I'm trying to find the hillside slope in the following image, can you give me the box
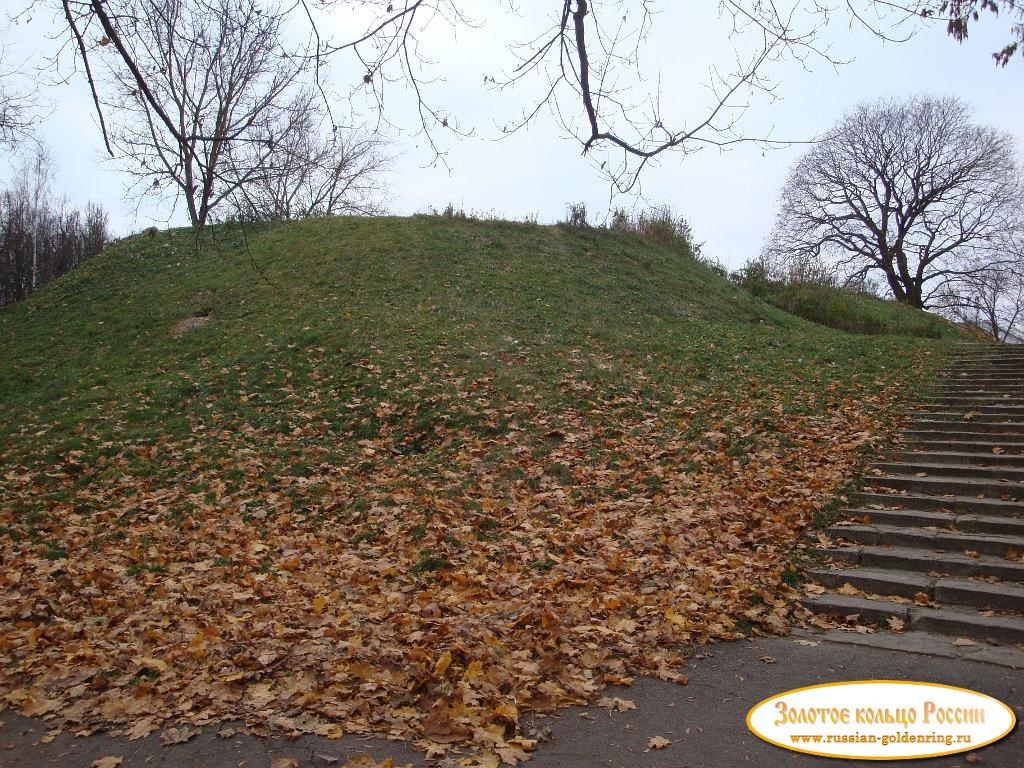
[0,216,957,753]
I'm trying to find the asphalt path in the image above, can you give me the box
[2,631,1021,768]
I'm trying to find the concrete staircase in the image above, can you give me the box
[801,343,1024,644]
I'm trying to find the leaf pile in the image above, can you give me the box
[1,362,913,760]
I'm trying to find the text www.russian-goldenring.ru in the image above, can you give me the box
[790,732,973,747]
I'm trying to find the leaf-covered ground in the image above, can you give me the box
[0,216,955,761]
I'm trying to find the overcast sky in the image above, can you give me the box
[2,1,1022,271]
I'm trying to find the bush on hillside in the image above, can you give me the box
[608,204,703,260]
[736,276,949,337]
[563,202,589,228]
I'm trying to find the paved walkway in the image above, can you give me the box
[3,631,1022,767]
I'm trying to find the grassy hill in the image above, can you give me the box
[0,215,960,751]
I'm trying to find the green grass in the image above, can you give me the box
[0,214,962,538]
[752,281,954,338]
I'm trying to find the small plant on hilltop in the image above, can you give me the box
[607,204,703,261]
[563,201,589,228]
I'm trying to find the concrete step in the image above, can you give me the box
[827,523,1024,557]
[920,397,1024,408]
[909,606,1024,644]
[907,419,1024,435]
[840,507,1024,536]
[920,403,1024,415]
[809,566,929,598]
[941,383,1024,392]
[891,450,1024,467]
[800,595,1024,643]
[906,429,1024,446]
[913,410,1024,422]
[899,439,1024,455]
[943,367,1024,375]
[942,372,1024,382]
[942,360,1024,368]
[865,473,1024,500]
[809,567,1024,610]
[873,461,1024,481]
[856,491,1024,516]
[935,578,1024,611]
[941,386,1024,397]
[933,360,1023,368]
[943,378,1024,385]
[815,544,1024,582]
[800,593,907,624]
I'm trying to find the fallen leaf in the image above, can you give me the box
[342,755,406,768]
[886,616,904,633]
[759,655,776,664]
[433,650,453,678]
[952,638,977,647]
[314,722,344,739]
[91,759,123,768]
[271,758,299,768]
[496,743,531,764]
[462,755,500,768]
[596,697,636,712]
[913,592,931,605]
[160,725,200,745]
[966,753,983,764]
[646,736,672,750]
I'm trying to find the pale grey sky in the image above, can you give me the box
[3,1,1022,271]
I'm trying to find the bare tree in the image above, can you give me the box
[230,91,389,222]
[85,0,310,227]
[0,47,38,148]
[762,95,1022,310]
[935,226,1024,340]
[949,267,1024,341]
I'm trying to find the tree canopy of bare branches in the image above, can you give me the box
[47,1,1024,206]
[87,0,313,227]
[762,95,1022,310]
[0,48,38,148]
[230,91,389,222]
[934,219,1024,339]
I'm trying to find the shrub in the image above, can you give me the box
[563,202,589,228]
[606,204,702,260]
